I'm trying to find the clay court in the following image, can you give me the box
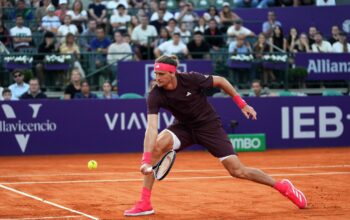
[0,147,349,220]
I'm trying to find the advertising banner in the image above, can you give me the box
[228,134,266,152]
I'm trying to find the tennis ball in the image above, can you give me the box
[88,160,98,170]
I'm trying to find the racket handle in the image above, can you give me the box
[146,167,153,173]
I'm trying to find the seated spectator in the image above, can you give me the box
[67,0,88,33]
[154,32,188,58]
[174,1,198,30]
[11,0,33,21]
[179,22,191,44]
[332,32,350,53]
[1,88,15,101]
[60,33,85,77]
[150,9,168,34]
[204,18,224,50]
[131,0,145,9]
[41,5,61,33]
[107,31,132,65]
[81,20,97,51]
[270,26,287,52]
[0,21,10,47]
[0,0,13,20]
[203,5,220,24]
[9,69,29,99]
[219,2,240,32]
[166,18,180,36]
[187,31,211,59]
[107,0,129,10]
[193,17,207,34]
[57,15,79,41]
[296,33,311,52]
[253,33,274,85]
[131,15,158,60]
[262,11,282,38]
[288,27,299,53]
[99,81,118,99]
[74,80,97,99]
[227,19,255,44]
[316,0,335,6]
[311,32,333,53]
[110,3,131,34]
[308,26,318,46]
[90,27,111,67]
[10,15,33,51]
[150,0,173,22]
[228,34,251,54]
[234,0,258,8]
[152,27,170,47]
[55,0,69,23]
[20,78,47,99]
[328,25,340,45]
[128,16,139,36]
[36,0,53,24]
[88,0,107,27]
[64,68,82,99]
[249,79,270,97]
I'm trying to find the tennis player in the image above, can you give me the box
[124,55,307,216]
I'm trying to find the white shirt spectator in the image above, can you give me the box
[67,10,88,21]
[110,13,131,30]
[107,42,132,64]
[332,42,350,53]
[316,0,336,6]
[58,24,79,37]
[227,26,254,44]
[150,11,174,22]
[312,41,333,52]
[10,26,32,48]
[131,25,158,45]
[41,15,61,31]
[203,13,220,24]
[174,12,197,24]
[9,83,29,99]
[157,40,187,56]
[104,0,128,9]
[179,30,191,44]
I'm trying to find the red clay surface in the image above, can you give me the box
[0,147,350,220]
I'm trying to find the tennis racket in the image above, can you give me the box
[151,150,176,181]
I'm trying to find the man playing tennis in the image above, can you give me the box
[124,55,307,216]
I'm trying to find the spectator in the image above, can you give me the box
[0,21,10,47]
[131,0,147,9]
[193,17,207,34]
[203,5,220,24]
[249,79,270,97]
[1,88,15,101]
[11,0,33,21]
[0,0,13,20]
[150,0,173,22]
[234,0,258,8]
[227,19,255,44]
[262,11,282,38]
[88,0,107,27]
[64,68,82,99]
[107,31,132,65]
[288,27,299,53]
[316,0,335,6]
[131,15,158,60]
[90,27,111,67]
[150,9,168,34]
[128,16,139,36]
[166,18,180,36]
[36,0,52,24]
[295,33,311,52]
[81,20,97,51]
[270,26,287,52]
[110,3,131,34]
[311,32,333,52]
[74,80,97,99]
[308,26,318,46]
[106,0,129,10]
[20,78,47,99]
[219,2,240,31]
[328,25,340,45]
[10,15,32,51]
[154,32,188,58]
[187,31,211,59]
[99,81,118,99]
[55,0,69,23]
[152,27,170,48]
[204,18,224,50]
[228,34,251,54]
[174,1,198,30]
[179,22,191,44]
[332,32,350,53]
[41,5,61,33]
[9,69,29,99]
[253,33,274,85]
[257,0,276,8]
[67,0,88,33]
[57,15,79,41]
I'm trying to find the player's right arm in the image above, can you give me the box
[140,114,158,175]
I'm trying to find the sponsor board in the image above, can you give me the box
[228,134,266,152]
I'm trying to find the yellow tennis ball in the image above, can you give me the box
[88,160,98,170]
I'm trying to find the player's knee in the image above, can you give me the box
[156,135,172,153]
[229,167,248,179]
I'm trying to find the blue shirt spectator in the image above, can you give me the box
[8,70,29,99]
[262,11,282,37]
[74,80,97,99]
[228,35,251,54]
[11,0,33,21]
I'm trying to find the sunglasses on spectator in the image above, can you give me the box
[14,74,22,78]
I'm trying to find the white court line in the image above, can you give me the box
[0,164,349,178]
[0,216,80,220]
[1,171,350,185]
[0,184,98,220]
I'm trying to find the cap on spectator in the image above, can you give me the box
[47,5,55,12]
[172,32,181,36]
[44,31,55,38]
[117,3,126,9]
[223,2,230,7]
[59,0,67,5]
[194,31,203,35]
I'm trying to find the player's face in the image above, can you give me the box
[155,70,173,87]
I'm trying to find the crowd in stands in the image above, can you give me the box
[0,0,348,100]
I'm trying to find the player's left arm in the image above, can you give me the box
[212,75,257,120]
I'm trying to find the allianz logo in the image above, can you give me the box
[0,104,57,153]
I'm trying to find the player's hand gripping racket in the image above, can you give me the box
[147,150,176,181]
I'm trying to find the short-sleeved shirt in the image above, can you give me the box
[64,83,81,98]
[157,40,187,56]
[90,37,111,51]
[147,72,219,127]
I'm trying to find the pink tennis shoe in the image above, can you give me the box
[275,179,307,209]
[124,201,155,217]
